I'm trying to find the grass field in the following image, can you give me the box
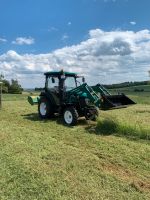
[0,91,150,200]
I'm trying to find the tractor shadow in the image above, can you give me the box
[22,113,88,126]
[22,113,62,124]
[22,113,41,121]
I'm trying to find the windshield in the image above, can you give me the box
[65,77,76,91]
[76,77,83,87]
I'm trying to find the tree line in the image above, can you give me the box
[104,81,150,89]
[0,74,23,94]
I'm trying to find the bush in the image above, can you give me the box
[134,88,144,92]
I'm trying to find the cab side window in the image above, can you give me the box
[47,77,59,90]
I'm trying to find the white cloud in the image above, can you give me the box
[12,37,35,45]
[68,22,72,26]
[0,38,7,42]
[104,0,117,3]
[1,28,150,88]
[62,34,69,41]
[48,27,58,32]
[130,21,136,25]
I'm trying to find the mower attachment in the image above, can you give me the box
[28,96,39,105]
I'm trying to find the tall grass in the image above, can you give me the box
[96,117,150,140]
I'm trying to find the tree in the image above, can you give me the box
[0,74,4,80]
[8,79,23,94]
[0,74,9,93]
[0,75,23,94]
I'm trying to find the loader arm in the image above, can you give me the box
[67,83,101,108]
[91,84,111,96]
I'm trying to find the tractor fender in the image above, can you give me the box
[61,103,75,109]
[39,91,55,105]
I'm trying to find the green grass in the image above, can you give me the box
[96,105,150,140]
[110,87,150,105]
[127,93,150,105]
[0,93,150,200]
[109,84,150,105]
[2,92,39,101]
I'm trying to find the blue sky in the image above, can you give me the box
[0,0,150,87]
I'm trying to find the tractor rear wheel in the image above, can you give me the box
[38,97,53,119]
[63,107,78,126]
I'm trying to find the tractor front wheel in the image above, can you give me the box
[85,106,99,121]
[38,97,53,119]
[63,107,78,126]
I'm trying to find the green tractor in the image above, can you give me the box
[28,70,135,125]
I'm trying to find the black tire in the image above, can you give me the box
[38,97,54,119]
[63,107,78,126]
[85,106,99,121]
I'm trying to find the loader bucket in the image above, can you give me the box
[101,94,136,110]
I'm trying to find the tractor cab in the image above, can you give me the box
[45,71,84,90]
[44,71,85,105]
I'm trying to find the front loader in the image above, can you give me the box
[28,70,135,125]
[92,84,135,110]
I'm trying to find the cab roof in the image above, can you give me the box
[44,71,77,76]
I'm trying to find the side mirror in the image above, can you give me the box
[82,77,85,83]
[52,77,55,83]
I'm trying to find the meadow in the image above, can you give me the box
[0,89,150,200]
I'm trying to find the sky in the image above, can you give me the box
[0,0,150,88]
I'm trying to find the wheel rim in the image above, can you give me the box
[64,110,73,124]
[40,102,47,116]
